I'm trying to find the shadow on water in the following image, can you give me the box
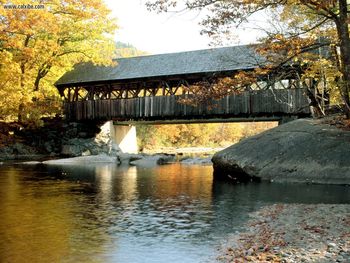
[0,163,349,263]
[212,179,350,204]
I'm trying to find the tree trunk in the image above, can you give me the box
[18,103,24,123]
[335,0,350,117]
[19,67,26,123]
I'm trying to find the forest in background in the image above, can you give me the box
[137,122,277,150]
[114,42,148,58]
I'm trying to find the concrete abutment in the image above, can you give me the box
[109,121,138,154]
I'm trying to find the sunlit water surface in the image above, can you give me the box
[1,163,350,263]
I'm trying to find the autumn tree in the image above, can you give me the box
[146,0,350,117]
[0,0,116,124]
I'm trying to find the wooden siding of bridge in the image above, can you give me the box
[64,89,310,121]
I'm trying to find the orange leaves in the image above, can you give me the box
[298,0,338,12]
[177,72,258,107]
[257,34,319,67]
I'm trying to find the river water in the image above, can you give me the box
[1,163,350,263]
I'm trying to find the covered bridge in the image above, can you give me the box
[55,45,312,123]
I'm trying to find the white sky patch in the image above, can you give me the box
[104,0,265,55]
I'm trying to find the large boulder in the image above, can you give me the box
[212,119,350,184]
[60,121,121,157]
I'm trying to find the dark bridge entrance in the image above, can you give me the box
[55,45,313,152]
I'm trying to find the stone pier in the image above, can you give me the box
[110,122,138,154]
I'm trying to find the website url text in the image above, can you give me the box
[3,4,45,10]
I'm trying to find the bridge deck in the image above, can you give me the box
[65,89,310,122]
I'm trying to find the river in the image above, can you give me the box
[0,163,350,263]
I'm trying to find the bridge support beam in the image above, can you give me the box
[110,122,138,154]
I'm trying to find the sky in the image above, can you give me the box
[104,0,262,55]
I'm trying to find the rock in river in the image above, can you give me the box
[212,118,350,184]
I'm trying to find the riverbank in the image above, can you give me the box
[142,146,225,156]
[0,119,217,165]
[0,118,107,160]
[212,118,350,184]
[218,203,350,262]
[18,152,213,166]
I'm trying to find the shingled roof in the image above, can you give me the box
[55,45,265,88]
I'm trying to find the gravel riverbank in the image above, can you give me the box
[218,204,350,262]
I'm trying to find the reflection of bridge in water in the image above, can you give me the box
[56,45,313,152]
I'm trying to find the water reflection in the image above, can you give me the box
[0,167,109,263]
[0,163,349,263]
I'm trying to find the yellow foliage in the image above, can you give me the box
[0,0,117,123]
[137,122,278,150]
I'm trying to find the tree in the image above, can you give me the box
[0,0,116,124]
[146,0,350,117]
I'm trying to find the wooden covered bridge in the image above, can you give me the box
[55,45,313,152]
[55,45,312,123]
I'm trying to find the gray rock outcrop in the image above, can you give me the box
[212,119,350,184]
[59,121,121,157]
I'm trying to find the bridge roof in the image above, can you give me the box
[55,45,265,88]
